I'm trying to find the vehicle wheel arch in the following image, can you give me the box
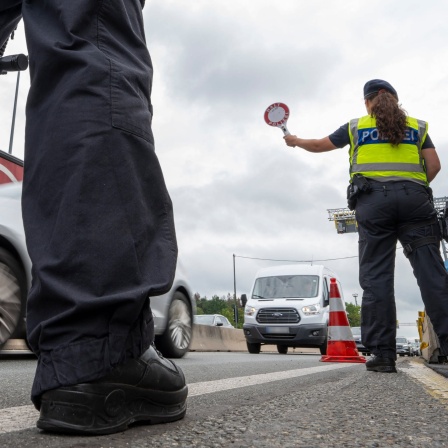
[155,288,193,358]
[174,285,194,315]
[0,236,27,276]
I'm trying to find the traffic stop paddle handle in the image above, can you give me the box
[0,54,29,74]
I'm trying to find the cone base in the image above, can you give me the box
[320,355,366,363]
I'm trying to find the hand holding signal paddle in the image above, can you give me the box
[264,102,290,136]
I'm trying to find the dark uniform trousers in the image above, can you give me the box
[1,0,177,408]
[356,180,448,359]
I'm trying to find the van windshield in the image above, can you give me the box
[252,275,319,299]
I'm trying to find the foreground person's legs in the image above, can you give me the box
[37,345,187,435]
[20,0,184,432]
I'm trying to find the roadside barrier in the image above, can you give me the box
[188,325,319,354]
[190,324,248,352]
[320,278,366,363]
[419,310,443,363]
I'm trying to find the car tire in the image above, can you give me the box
[247,342,261,354]
[277,344,288,354]
[0,248,27,349]
[319,341,327,355]
[155,291,192,358]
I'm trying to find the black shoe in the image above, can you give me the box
[366,355,397,373]
[36,345,188,435]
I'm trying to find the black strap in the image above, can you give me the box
[403,236,438,257]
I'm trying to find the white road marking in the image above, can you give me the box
[188,363,353,396]
[0,363,356,434]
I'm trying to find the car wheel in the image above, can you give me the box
[319,341,327,355]
[247,342,261,354]
[156,291,192,358]
[277,344,288,354]
[0,248,26,348]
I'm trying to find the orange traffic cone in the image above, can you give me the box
[320,278,366,363]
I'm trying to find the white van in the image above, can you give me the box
[241,264,344,355]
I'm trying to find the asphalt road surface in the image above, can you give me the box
[1,351,447,447]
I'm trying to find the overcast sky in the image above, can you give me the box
[2,0,448,339]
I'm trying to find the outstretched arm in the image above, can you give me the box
[284,135,338,153]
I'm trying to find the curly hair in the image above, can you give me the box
[368,91,407,146]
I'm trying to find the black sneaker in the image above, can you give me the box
[36,345,188,435]
[366,355,397,373]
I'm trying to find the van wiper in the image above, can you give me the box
[252,294,267,299]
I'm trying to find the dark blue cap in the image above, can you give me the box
[363,79,398,99]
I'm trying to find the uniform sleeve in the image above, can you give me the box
[328,123,350,148]
[422,133,434,150]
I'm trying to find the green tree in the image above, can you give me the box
[224,293,244,329]
[196,295,227,315]
[193,292,245,328]
[345,302,361,327]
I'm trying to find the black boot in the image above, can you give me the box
[36,345,187,435]
[366,355,397,373]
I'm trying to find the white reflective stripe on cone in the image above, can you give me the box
[328,326,354,341]
[329,297,346,312]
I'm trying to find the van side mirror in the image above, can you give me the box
[241,294,247,307]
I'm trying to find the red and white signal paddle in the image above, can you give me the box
[264,102,290,136]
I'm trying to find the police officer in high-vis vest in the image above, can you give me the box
[284,79,448,373]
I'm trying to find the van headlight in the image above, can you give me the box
[302,303,321,315]
[245,306,256,316]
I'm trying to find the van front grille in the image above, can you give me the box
[263,334,296,340]
[256,308,300,324]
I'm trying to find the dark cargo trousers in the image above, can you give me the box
[355,180,448,359]
[1,0,177,407]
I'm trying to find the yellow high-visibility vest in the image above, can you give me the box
[348,115,428,185]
